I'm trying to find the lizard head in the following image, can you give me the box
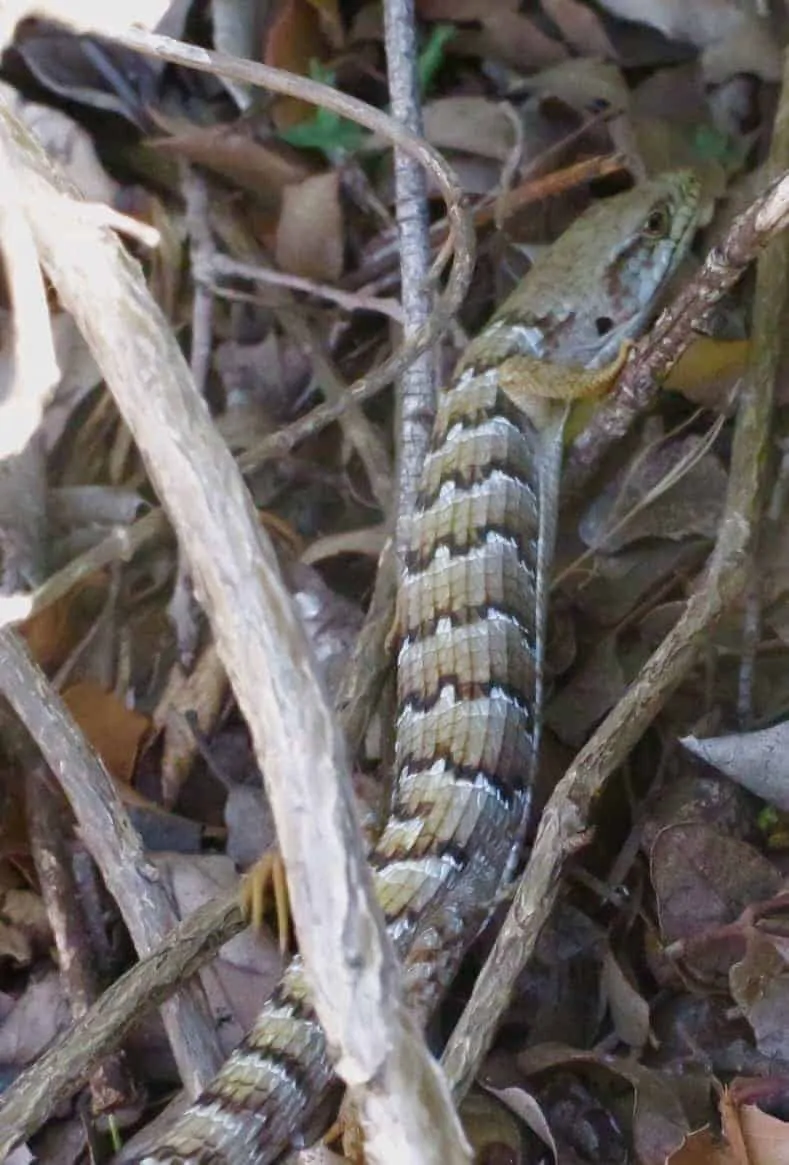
[469,169,701,374]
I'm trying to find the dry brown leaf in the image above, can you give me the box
[651,825,783,977]
[0,82,117,203]
[456,11,567,71]
[730,931,789,1062]
[579,433,727,554]
[565,540,699,627]
[681,723,789,813]
[152,120,314,206]
[275,170,344,281]
[155,854,284,1043]
[0,970,69,1065]
[1,889,50,955]
[0,889,50,967]
[458,1090,531,1161]
[423,97,518,162]
[0,919,31,965]
[62,680,150,786]
[721,1088,756,1165]
[702,22,782,84]
[416,0,518,18]
[601,946,651,1052]
[545,633,647,745]
[287,560,363,692]
[152,641,229,808]
[632,64,711,131]
[21,593,84,676]
[517,1044,689,1165]
[480,1084,557,1159]
[522,57,630,114]
[4,1144,33,1165]
[669,1126,741,1165]
[215,332,313,439]
[739,1103,789,1165]
[596,0,750,47]
[265,0,331,130]
[540,0,618,59]
[306,0,344,46]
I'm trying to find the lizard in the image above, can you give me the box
[137,169,701,1165]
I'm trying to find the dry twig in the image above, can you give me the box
[442,112,789,1105]
[26,766,138,1125]
[211,253,404,322]
[0,38,474,1157]
[384,0,437,558]
[0,628,225,1093]
[0,884,244,1157]
[82,28,476,480]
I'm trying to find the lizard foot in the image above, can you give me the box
[239,849,291,955]
[325,1089,526,1163]
[323,1094,365,1165]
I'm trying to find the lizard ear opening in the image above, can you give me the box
[595,316,614,336]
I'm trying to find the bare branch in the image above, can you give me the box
[0,884,244,1157]
[0,627,225,1091]
[385,0,437,560]
[0,80,468,1165]
[442,163,789,1106]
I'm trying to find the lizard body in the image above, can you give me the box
[139,170,700,1165]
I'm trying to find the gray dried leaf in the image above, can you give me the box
[423,97,518,161]
[681,722,789,811]
[580,433,726,553]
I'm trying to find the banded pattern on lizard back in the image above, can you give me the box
[139,170,700,1165]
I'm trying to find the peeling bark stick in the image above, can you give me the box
[0,628,226,1095]
[0,67,473,1162]
[443,160,789,1101]
[0,886,244,1158]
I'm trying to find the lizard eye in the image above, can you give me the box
[642,204,670,238]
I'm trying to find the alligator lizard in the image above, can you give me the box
[139,170,700,1164]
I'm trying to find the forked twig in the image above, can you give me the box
[443,164,789,1103]
[0,30,476,1158]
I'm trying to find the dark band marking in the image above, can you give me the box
[261,985,316,1029]
[394,754,524,805]
[430,382,532,444]
[370,837,470,873]
[203,1046,312,1116]
[415,455,538,515]
[404,524,538,575]
[380,899,421,933]
[398,677,532,718]
[399,601,537,650]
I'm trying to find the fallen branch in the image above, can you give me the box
[0,628,226,1093]
[0,40,473,1159]
[0,884,243,1157]
[442,165,789,1106]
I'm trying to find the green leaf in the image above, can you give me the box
[280,109,367,156]
[278,61,368,161]
[418,24,455,95]
[692,125,738,166]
